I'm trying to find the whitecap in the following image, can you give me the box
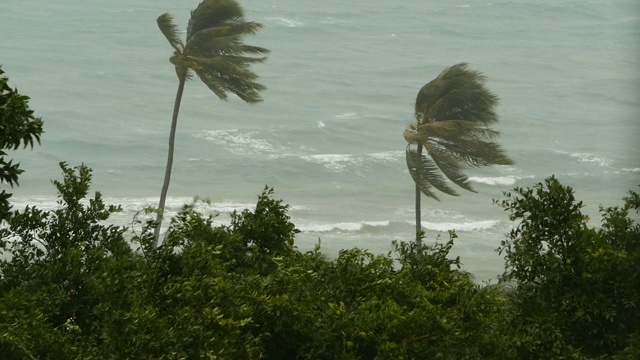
[335,112,358,119]
[300,154,361,171]
[266,17,303,27]
[299,220,389,233]
[570,153,610,167]
[422,220,499,232]
[368,151,404,163]
[468,175,533,186]
[193,129,278,154]
[317,121,326,128]
[621,168,640,172]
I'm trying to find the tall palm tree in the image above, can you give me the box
[403,63,513,245]
[153,0,269,247]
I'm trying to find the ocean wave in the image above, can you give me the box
[193,129,280,154]
[570,153,610,167]
[298,220,390,233]
[416,220,500,232]
[193,128,401,171]
[368,151,404,163]
[266,17,304,27]
[468,175,534,186]
[621,168,640,172]
[334,112,358,119]
[10,196,258,216]
[300,151,403,171]
[300,154,361,171]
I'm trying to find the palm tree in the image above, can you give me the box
[403,63,513,245]
[153,0,269,247]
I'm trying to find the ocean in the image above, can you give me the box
[1,0,638,281]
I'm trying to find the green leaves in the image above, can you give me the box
[156,13,183,52]
[4,166,638,358]
[497,177,640,357]
[0,66,44,221]
[0,163,134,358]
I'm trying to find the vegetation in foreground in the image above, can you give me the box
[0,164,638,359]
[0,66,43,221]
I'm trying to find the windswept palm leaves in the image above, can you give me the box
[154,0,269,246]
[404,63,513,244]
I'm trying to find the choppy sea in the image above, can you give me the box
[1,0,639,281]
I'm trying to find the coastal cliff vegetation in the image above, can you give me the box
[0,161,638,358]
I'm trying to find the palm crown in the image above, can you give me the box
[157,0,269,103]
[405,63,513,201]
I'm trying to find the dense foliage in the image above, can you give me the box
[0,164,509,358]
[497,176,640,359]
[1,165,638,359]
[0,66,43,221]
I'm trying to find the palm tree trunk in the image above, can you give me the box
[153,76,186,248]
[415,143,423,246]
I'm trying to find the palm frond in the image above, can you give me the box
[186,28,269,57]
[239,44,270,55]
[424,142,476,193]
[415,120,487,141]
[157,13,183,52]
[192,68,229,100]
[194,66,266,103]
[211,18,264,36]
[433,137,514,167]
[187,0,244,41]
[186,55,256,79]
[186,33,245,56]
[415,63,499,125]
[428,89,498,125]
[406,144,459,200]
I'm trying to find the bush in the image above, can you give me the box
[0,163,139,358]
[497,176,640,358]
[3,170,637,358]
[0,66,44,221]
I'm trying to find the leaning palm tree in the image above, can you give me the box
[403,63,513,245]
[153,0,269,247]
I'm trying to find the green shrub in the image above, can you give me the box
[0,66,43,221]
[497,176,640,358]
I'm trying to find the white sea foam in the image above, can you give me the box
[10,196,258,217]
[300,154,361,171]
[422,220,500,232]
[335,112,358,119]
[300,151,403,171]
[570,153,610,167]
[299,220,389,233]
[368,151,404,163]
[266,17,304,27]
[621,168,640,172]
[468,175,534,186]
[193,129,279,154]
